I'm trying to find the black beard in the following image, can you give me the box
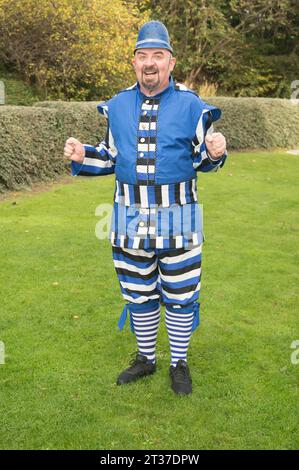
[141,70,160,91]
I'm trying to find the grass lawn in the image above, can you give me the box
[0,150,298,450]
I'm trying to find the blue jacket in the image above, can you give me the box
[72,76,227,250]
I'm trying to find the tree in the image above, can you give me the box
[149,0,299,97]
[0,0,148,99]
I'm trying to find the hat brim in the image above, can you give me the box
[134,40,173,54]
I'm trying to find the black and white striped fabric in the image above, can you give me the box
[112,244,202,306]
[165,307,194,366]
[131,305,160,364]
[114,244,202,366]
[136,98,159,185]
[114,178,197,208]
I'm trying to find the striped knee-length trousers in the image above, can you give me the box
[112,244,202,365]
[112,244,202,307]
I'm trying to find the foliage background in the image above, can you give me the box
[0,0,298,100]
[147,0,299,98]
[0,0,148,100]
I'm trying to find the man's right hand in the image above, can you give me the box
[64,137,85,163]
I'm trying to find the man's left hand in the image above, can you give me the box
[205,132,226,159]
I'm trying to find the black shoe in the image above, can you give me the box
[117,353,156,385]
[169,360,192,395]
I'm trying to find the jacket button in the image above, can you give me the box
[140,137,145,143]
[139,221,145,227]
[139,153,144,157]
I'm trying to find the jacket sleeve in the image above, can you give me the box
[192,106,227,173]
[71,101,117,177]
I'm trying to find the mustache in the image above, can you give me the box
[142,67,158,73]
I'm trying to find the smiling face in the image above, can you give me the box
[132,48,176,96]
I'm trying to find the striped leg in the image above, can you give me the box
[165,305,194,366]
[112,246,161,363]
[158,245,202,366]
[130,302,160,364]
[112,246,159,303]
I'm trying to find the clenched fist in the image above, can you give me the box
[64,137,85,163]
[205,132,226,160]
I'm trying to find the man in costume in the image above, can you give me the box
[64,21,227,395]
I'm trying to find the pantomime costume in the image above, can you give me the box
[70,21,227,395]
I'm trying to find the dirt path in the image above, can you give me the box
[0,175,75,202]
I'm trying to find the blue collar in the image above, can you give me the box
[137,76,175,100]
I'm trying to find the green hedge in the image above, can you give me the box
[38,97,299,150]
[0,102,106,191]
[208,97,299,150]
[0,97,298,191]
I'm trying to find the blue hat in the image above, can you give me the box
[135,21,173,53]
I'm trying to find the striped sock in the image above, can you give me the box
[165,307,194,367]
[131,305,160,364]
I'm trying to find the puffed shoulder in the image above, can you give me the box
[97,83,138,117]
[175,83,222,122]
[97,101,109,117]
[117,83,138,94]
[174,82,199,97]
